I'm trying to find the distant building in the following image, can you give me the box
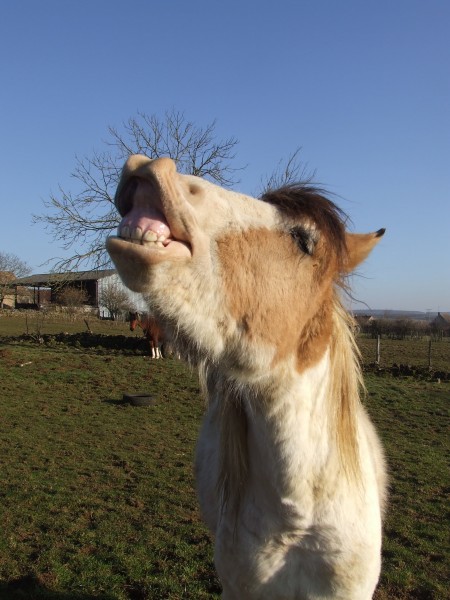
[0,271,17,308]
[432,312,450,332]
[10,269,147,318]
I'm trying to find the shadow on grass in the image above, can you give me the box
[0,574,117,599]
[0,333,148,355]
[101,397,129,406]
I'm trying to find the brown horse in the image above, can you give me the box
[129,312,164,359]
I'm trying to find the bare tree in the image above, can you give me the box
[0,252,31,308]
[99,279,130,320]
[34,110,242,272]
[258,147,315,195]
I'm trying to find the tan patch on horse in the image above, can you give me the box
[217,228,335,372]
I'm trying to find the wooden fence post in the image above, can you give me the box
[376,335,381,365]
[428,339,432,370]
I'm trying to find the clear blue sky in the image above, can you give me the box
[1,0,449,312]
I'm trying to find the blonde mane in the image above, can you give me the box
[328,296,364,481]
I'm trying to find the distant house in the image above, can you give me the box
[10,269,147,318]
[0,271,17,308]
[432,312,450,332]
[353,314,376,334]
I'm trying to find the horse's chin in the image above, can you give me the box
[105,237,153,293]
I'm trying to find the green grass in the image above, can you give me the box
[0,319,449,599]
[0,343,220,599]
[364,375,449,599]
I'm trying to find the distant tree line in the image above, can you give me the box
[357,317,448,340]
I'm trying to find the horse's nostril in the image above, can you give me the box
[116,177,139,216]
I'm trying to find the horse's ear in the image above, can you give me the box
[344,228,385,272]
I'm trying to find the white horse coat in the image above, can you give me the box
[107,155,387,599]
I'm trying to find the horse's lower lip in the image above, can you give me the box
[107,235,192,264]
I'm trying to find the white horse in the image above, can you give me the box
[107,155,387,599]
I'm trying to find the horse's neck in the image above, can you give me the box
[209,349,346,516]
[246,352,337,497]
[137,319,150,334]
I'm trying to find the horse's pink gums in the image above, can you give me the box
[119,206,171,238]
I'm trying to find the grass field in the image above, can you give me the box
[0,311,132,337]
[0,314,449,599]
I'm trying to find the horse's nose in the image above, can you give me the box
[147,157,177,179]
[115,155,177,217]
[122,155,177,180]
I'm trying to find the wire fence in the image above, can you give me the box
[357,335,450,374]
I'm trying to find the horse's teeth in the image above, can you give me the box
[131,227,142,240]
[143,230,158,242]
[119,226,166,247]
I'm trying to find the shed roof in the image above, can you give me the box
[12,269,117,287]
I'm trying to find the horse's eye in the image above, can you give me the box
[289,226,316,256]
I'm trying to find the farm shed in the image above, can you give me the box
[11,269,147,317]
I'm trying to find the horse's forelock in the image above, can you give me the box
[261,184,349,270]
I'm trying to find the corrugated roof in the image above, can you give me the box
[12,269,117,286]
